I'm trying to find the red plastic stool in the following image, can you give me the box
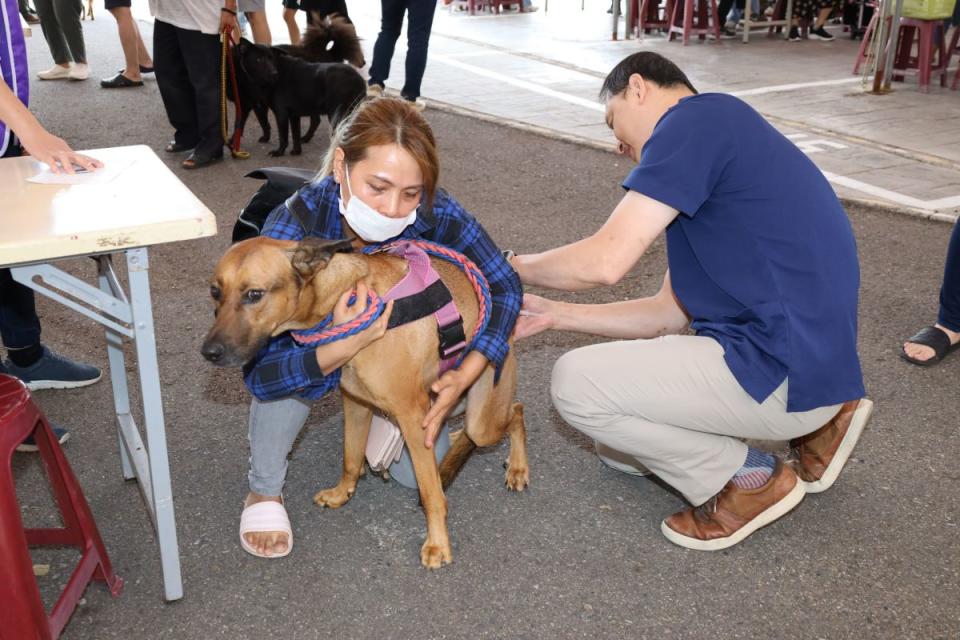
[892,17,950,92]
[0,374,122,640]
[852,7,886,75]
[668,0,721,45]
[638,0,675,34]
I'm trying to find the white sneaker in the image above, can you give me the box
[523,4,540,11]
[595,441,652,477]
[68,63,90,81]
[366,83,384,98]
[404,97,426,112]
[36,64,71,80]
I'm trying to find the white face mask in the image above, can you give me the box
[338,165,418,242]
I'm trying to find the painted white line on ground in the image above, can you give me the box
[729,77,863,97]
[823,172,960,210]
[431,54,606,112]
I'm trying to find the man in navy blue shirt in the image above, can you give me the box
[511,52,873,551]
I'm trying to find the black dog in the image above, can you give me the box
[235,40,366,157]
[228,15,364,148]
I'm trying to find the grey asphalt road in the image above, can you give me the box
[12,16,959,640]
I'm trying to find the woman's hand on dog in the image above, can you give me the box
[422,351,488,448]
[315,282,393,375]
[514,293,556,340]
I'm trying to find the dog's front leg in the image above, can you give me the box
[398,413,452,569]
[269,105,289,157]
[313,392,372,509]
[301,115,320,144]
[290,115,303,156]
[254,104,271,143]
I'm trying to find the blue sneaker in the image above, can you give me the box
[1,346,102,391]
[16,425,70,453]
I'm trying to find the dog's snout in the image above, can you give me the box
[201,341,225,363]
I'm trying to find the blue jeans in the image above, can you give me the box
[939,221,960,332]
[368,0,436,100]
[0,144,41,351]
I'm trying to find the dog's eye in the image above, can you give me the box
[245,289,265,304]
[210,285,221,301]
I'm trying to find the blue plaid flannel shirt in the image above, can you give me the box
[242,175,522,401]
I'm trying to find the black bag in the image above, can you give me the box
[232,167,316,242]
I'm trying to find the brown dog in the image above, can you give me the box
[201,237,528,568]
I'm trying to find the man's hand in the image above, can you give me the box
[19,127,102,174]
[513,293,556,340]
[220,11,240,43]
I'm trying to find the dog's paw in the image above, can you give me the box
[268,149,285,157]
[258,134,270,143]
[420,539,452,569]
[291,147,302,156]
[504,464,530,492]
[313,485,354,509]
[301,134,314,144]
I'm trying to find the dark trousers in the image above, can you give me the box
[0,144,41,351]
[939,221,960,332]
[717,0,746,26]
[368,0,436,100]
[153,20,223,160]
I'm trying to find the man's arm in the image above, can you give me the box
[511,190,678,291]
[515,271,690,340]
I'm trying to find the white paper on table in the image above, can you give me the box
[26,156,136,185]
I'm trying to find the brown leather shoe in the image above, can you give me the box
[661,459,805,551]
[789,398,873,494]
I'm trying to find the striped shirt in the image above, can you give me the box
[242,175,521,401]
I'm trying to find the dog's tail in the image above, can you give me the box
[302,13,365,68]
[438,429,477,490]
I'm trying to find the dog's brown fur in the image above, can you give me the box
[201,237,528,568]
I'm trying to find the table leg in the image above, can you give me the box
[125,248,183,602]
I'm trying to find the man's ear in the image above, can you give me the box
[287,238,354,281]
[628,73,647,103]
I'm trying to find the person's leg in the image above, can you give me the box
[283,0,301,44]
[133,20,153,68]
[368,0,406,89]
[33,0,72,69]
[178,28,224,164]
[0,269,42,359]
[52,0,86,64]
[903,220,960,362]
[108,7,144,81]
[244,11,273,44]
[244,396,312,556]
[153,20,200,148]
[400,0,436,101]
[550,335,840,504]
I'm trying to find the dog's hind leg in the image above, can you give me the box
[269,106,289,156]
[301,115,320,143]
[438,428,476,490]
[463,352,529,491]
[314,391,372,509]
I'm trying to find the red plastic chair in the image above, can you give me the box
[0,374,122,640]
[668,0,722,44]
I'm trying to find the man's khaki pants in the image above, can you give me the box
[550,335,841,506]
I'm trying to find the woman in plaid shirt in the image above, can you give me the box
[238,97,521,558]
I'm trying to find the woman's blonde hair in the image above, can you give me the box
[321,97,440,207]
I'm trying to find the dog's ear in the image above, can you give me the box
[288,238,354,280]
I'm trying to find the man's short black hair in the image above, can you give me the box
[599,52,698,102]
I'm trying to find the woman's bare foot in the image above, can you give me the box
[242,492,289,556]
[903,323,960,363]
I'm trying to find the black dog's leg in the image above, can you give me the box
[290,114,303,156]
[254,103,271,143]
[301,115,320,144]
[269,105,289,157]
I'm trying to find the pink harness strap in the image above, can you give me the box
[383,242,466,374]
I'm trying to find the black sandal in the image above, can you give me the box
[100,72,144,88]
[900,325,960,366]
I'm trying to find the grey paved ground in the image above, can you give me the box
[13,13,960,640]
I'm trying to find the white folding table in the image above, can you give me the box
[0,145,217,601]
